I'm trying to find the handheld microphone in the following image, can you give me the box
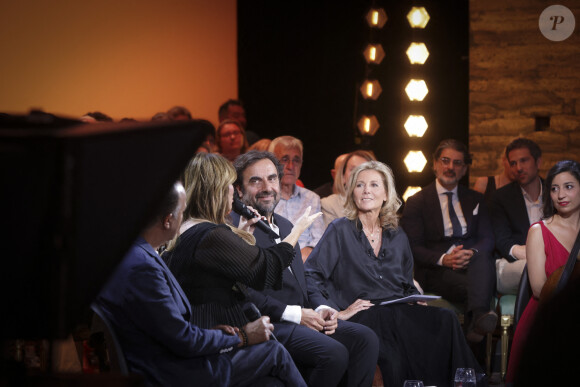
[232,194,279,239]
[243,302,278,342]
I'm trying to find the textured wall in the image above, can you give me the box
[469,0,580,184]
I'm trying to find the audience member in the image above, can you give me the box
[473,147,516,203]
[231,151,379,387]
[95,181,305,386]
[218,98,260,145]
[321,150,376,227]
[401,139,497,343]
[216,119,249,162]
[80,111,113,123]
[119,117,138,123]
[313,153,348,199]
[151,112,170,121]
[163,153,320,330]
[305,161,483,387]
[167,105,192,121]
[248,138,271,152]
[490,138,544,295]
[506,159,580,382]
[268,136,325,262]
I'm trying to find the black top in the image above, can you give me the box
[164,222,295,328]
[305,218,418,310]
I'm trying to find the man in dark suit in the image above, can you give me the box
[401,139,497,343]
[232,150,379,387]
[490,138,543,294]
[96,182,305,386]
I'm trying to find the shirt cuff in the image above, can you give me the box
[315,305,332,314]
[281,305,302,325]
[509,245,516,259]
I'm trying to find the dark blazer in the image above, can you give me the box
[96,237,239,387]
[490,180,542,260]
[401,181,494,281]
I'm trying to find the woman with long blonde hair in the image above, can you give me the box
[164,152,320,329]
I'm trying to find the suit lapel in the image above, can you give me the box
[426,183,445,238]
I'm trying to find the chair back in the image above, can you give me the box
[90,303,129,375]
[513,264,532,329]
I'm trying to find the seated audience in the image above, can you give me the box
[490,138,544,295]
[313,153,348,199]
[95,181,305,386]
[506,159,580,382]
[231,151,379,386]
[473,147,515,203]
[151,112,170,121]
[268,136,325,261]
[401,139,497,343]
[248,138,271,152]
[217,119,249,162]
[167,105,192,121]
[305,161,483,387]
[218,98,260,145]
[163,152,320,330]
[321,150,376,227]
[80,111,113,123]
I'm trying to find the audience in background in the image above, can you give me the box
[80,111,113,123]
[248,138,271,152]
[321,150,376,227]
[401,139,497,344]
[490,138,544,295]
[313,153,348,199]
[167,105,192,121]
[506,159,580,382]
[268,136,325,262]
[151,112,170,121]
[95,181,305,386]
[218,98,260,145]
[473,147,516,203]
[216,119,248,162]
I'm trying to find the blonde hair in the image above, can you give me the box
[175,153,254,247]
[333,150,376,196]
[344,161,401,230]
[216,119,249,154]
[248,138,271,152]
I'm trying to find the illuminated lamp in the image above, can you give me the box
[404,150,427,173]
[406,42,429,64]
[357,115,379,136]
[407,7,430,28]
[403,186,422,201]
[366,8,387,28]
[364,44,385,64]
[404,115,428,137]
[360,80,382,100]
[405,79,428,101]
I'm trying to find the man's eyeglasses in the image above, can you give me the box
[280,156,303,166]
[439,157,465,167]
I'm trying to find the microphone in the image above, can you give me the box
[243,302,278,341]
[232,194,279,239]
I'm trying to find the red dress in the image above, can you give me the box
[505,221,569,382]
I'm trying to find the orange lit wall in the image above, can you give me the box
[0,0,237,125]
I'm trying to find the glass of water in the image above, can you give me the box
[454,367,476,386]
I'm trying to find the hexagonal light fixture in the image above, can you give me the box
[407,7,430,28]
[403,186,422,201]
[360,79,382,100]
[364,44,385,64]
[404,115,428,137]
[406,42,430,64]
[357,115,380,136]
[405,79,428,101]
[404,150,427,172]
[366,8,387,28]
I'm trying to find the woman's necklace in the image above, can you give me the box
[363,225,381,243]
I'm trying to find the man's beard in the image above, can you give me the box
[241,189,279,218]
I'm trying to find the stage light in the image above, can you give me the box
[357,115,380,136]
[366,8,387,28]
[407,7,430,28]
[405,79,428,101]
[404,150,427,172]
[403,186,422,201]
[364,44,385,64]
[406,42,429,64]
[404,115,428,137]
[360,80,382,100]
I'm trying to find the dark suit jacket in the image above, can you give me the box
[490,180,542,261]
[400,181,494,282]
[231,212,329,341]
[96,237,240,386]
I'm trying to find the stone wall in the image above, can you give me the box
[469,0,580,185]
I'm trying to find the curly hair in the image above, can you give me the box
[343,161,402,230]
